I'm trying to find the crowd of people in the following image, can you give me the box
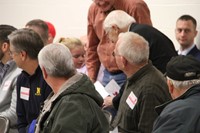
[1,0,200,133]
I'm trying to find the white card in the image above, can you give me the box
[105,79,120,97]
[2,81,11,91]
[109,127,118,133]
[20,87,30,101]
[94,81,109,99]
[126,91,137,110]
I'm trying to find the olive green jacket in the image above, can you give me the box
[36,73,109,133]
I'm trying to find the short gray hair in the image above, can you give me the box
[104,10,136,33]
[167,76,200,90]
[38,43,76,77]
[117,32,149,64]
[8,28,44,59]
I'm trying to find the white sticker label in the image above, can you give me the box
[20,87,30,101]
[126,91,137,110]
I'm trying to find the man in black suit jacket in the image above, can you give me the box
[102,10,177,111]
[175,15,200,61]
[104,10,177,74]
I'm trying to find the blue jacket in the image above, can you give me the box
[153,85,200,133]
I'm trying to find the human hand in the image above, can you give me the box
[103,96,114,108]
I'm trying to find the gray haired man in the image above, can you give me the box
[153,55,200,133]
[35,43,109,133]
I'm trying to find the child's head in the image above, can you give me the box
[58,37,85,69]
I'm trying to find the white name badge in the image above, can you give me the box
[126,91,137,110]
[2,81,11,91]
[110,127,118,133]
[20,87,30,101]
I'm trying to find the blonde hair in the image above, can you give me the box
[57,37,83,50]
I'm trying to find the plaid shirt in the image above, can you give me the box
[111,63,171,133]
[0,61,12,84]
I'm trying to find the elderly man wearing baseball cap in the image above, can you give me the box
[152,55,200,133]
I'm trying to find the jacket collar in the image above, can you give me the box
[155,84,200,114]
[127,61,153,84]
[47,72,83,103]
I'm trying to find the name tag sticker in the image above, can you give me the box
[20,87,30,101]
[126,91,137,110]
[3,81,11,91]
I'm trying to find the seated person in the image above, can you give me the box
[0,25,21,133]
[152,55,200,133]
[110,32,171,133]
[8,28,52,133]
[35,43,109,132]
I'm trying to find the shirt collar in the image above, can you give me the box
[178,44,195,55]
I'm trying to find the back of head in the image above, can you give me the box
[117,32,149,64]
[8,28,44,59]
[104,10,136,33]
[25,19,49,45]
[38,43,76,78]
[177,15,197,29]
[0,25,17,44]
[57,37,83,50]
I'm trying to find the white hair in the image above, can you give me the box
[104,10,136,33]
[117,32,149,64]
[38,43,75,77]
[167,76,200,90]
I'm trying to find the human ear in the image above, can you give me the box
[121,56,127,68]
[1,42,9,52]
[20,51,27,61]
[167,79,176,99]
[41,66,48,79]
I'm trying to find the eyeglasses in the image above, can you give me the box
[112,50,122,57]
[112,51,120,57]
[112,51,115,56]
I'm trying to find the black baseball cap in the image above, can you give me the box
[166,55,200,81]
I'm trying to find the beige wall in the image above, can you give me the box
[0,0,92,41]
[146,0,200,49]
[0,0,200,49]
